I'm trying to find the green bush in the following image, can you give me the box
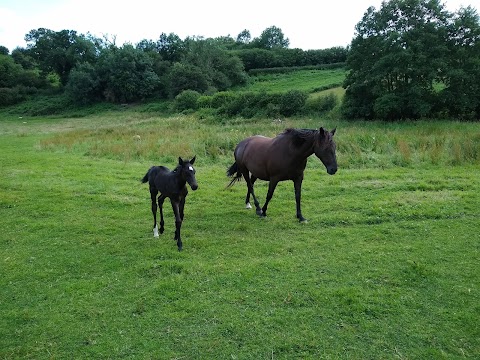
[174,90,201,111]
[0,87,25,107]
[279,90,307,116]
[306,93,338,113]
[65,63,100,105]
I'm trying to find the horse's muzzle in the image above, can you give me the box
[327,167,337,175]
[190,183,198,190]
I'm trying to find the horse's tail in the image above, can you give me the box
[226,162,242,188]
[141,166,155,184]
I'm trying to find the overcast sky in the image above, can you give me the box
[0,0,476,52]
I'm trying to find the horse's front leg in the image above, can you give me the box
[293,176,307,222]
[157,195,166,235]
[171,200,183,251]
[150,189,159,237]
[261,179,279,217]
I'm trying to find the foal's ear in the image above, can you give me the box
[190,156,196,165]
[319,127,326,136]
[331,128,336,136]
[178,157,184,165]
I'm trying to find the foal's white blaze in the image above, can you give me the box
[245,202,252,209]
[188,166,194,171]
[153,225,159,237]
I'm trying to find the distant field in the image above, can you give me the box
[239,69,346,93]
[1,110,479,359]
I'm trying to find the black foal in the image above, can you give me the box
[141,156,198,251]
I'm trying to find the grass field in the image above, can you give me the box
[240,69,346,93]
[1,110,479,359]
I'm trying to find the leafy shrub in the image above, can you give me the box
[210,91,237,108]
[0,87,25,107]
[174,90,201,111]
[279,90,307,116]
[167,62,209,97]
[65,63,100,105]
[306,93,338,113]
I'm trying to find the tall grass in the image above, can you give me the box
[38,114,480,169]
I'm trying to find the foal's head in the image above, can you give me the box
[314,128,337,175]
[177,156,198,190]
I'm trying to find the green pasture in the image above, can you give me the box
[1,111,479,359]
[240,69,346,93]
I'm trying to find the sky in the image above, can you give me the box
[0,0,477,52]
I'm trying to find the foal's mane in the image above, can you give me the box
[282,128,318,148]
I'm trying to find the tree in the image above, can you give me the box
[167,62,209,97]
[156,32,186,62]
[25,28,97,86]
[439,6,480,119]
[342,0,451,120]
[95,45,159,103]
[183,38,248,91]
[253,26,289,49]
[236,30,251,45]
[65,62,101,104]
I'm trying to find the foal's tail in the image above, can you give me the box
[226,162,242,188]
[141,166,155,184]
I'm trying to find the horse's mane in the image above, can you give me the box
[281,128,317,148]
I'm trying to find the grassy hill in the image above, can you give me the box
[239,69,346,94]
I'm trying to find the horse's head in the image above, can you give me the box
[178,156,198,190]
[314,128,337,175]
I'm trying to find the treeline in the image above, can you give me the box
[0,25,347,107]
[342,0,480,120]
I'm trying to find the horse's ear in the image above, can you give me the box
[319,127,326,136]
[178,157,184,165]
[331,128,336,136]
[190,156,196,165]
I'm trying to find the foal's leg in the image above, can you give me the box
[293,176,307,222]
[150,188,159,237]
[261,179,279,217]
[170,200,183,251]
[245,175,257,209]
[179,196,186,221]
[243,170,261,215]
[158,194,166,235]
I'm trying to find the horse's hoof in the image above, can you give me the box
[245,203,252,209]
[299,218,308,224]
[153,226,159,237]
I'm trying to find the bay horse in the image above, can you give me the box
[141,156,197,251]
[226,127,337,222]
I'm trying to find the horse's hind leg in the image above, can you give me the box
[150,189,159,237]
[243,171,262,216]
[245,175,257,209]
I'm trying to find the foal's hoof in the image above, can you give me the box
[299,218,308,224]
[245,203,252,209]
